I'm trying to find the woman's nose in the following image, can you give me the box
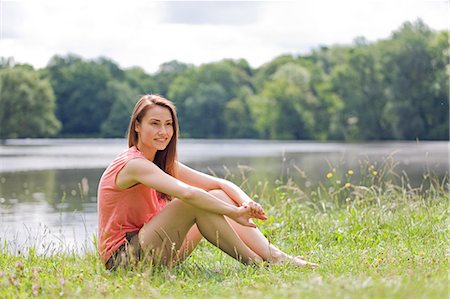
[159,125,167,135]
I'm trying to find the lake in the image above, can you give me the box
[0,139,448,253]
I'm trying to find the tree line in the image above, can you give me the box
[0,20,448,140]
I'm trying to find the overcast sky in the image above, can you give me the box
[1,0,448,73]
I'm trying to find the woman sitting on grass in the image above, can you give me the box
[98,94,319,270]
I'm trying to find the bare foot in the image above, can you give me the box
[268,254,318,268]
[291,256,319,268]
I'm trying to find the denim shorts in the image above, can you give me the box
[105,230,142,270]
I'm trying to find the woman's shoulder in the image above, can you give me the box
[104,146,145,173]
[100,147,146,184]
[117,146,145,160]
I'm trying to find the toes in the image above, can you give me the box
[293,257,319,268]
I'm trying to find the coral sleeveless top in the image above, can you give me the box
[97,146,166,264]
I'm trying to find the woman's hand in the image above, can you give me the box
[228,204,267,228]
[244,201,267,220]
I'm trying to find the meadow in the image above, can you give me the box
[1,161,448,298]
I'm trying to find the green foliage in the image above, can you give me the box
[250,63,318,139]
[153,60,191,96]
[100,81,139,138]
[168,59,254,137]
[380,20,449,140]
[1,19,447,140]
[0,67,61,139]
[224,86,258,138]
[45,55,116,135]
[123,66,157,95]
[253,54,297,89]
[327,45,390,140]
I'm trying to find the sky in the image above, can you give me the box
[1,0,448,74]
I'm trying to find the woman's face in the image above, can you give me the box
[135,105,174,152]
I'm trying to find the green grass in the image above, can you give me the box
[1,164,448,298]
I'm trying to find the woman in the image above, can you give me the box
[98,94,319,270]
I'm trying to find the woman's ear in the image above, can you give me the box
[135,121,140,133]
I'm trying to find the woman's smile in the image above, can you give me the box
[154,136,169,143]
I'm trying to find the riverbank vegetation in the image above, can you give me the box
[1,19,448,140]
[1,163,448,298]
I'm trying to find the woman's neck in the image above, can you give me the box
[135,142,156,161]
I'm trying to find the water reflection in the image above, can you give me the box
[0,169,100,210]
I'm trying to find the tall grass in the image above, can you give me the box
[0,159,448,298]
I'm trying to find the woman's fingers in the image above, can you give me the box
[235,205,266,223]
[247,202,266,219]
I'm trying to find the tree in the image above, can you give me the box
[327,44,390,140]
[100,80,139,137]
[381,20,447,140]
[168,59,254,137]
[0,67,61,139]
[426,30,449,139]
[123,66,157,95]
[253,54,296,89]
[183,82,228,137]
[153,60,191,96]
[224,86,258,138]
[249,63,318,139]
[45,55,115,135]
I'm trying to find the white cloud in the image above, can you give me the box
[160,1,264,25]
[1,0,447,73]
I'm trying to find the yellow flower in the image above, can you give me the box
[372,170,378,176]
[345,183,351,188]
[347,170,354,175]
[326,172,333,179]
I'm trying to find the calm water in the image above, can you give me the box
[0,139,448,253]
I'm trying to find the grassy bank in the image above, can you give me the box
[1,166,448,298]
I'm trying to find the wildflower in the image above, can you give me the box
[15,261,24,270]
[345,183,351,188]
[0,271,4,278]
[347,170,354,175]
[32,283,40,295]
[326,172,333,179]
[372,171,378,176]
[9,274,20,287]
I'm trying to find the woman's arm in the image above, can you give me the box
[176,161,255,206]
[117,158,263,226]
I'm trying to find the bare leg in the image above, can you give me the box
[209,190,319,268]
[138,198,262,266]
[176,224,202,263]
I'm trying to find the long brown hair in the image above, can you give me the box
[127,94,179,180]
